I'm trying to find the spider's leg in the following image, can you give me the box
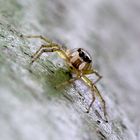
[30,44,51,64]
[21,35,52,44]
[81,75,108,122]
[31,44,69,64]
[92,70,102,84]
[82,69,102,84]
[86,92,95,113]
[31,44,51,59]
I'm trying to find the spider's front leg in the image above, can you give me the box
[30,44,68,64]
[30,44,52,64]
[81,75,108,122]
[21,34,53,44]
[30,44,50,63]
[21,34,64,63]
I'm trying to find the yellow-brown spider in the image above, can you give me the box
[21,35,108,122]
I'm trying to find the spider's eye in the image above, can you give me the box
[79,51,85,58]
[77,48,81,52]
[77,48,92,63]
[83,55,92,63]
[83,56,89,61]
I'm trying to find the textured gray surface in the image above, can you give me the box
[0,0,140,140]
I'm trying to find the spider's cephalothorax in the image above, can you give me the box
[22,35,108,122]
[69,48,92,71]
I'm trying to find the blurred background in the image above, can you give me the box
[0,0,140,140]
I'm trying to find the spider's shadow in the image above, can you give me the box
[28,59,73,98]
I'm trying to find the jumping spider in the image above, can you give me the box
[21,35,108,122]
